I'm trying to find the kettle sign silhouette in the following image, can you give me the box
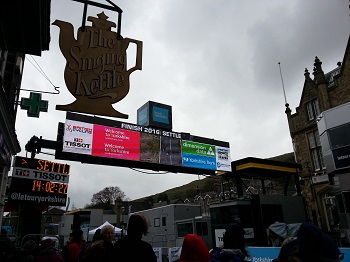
[53,12,142,119]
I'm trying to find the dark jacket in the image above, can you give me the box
[82,240,114,262]
[7,248,36,262]
[210,248,250,262]
[114,235,157,262]
[36,246,65,262]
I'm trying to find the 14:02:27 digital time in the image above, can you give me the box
[32,180,68,194]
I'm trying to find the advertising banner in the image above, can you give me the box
[62,118,232,173]
[92,124,140,160]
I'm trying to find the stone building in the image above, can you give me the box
[285,35,350,233]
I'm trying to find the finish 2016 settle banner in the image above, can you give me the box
[62,119,231,172]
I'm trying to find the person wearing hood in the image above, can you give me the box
[210,224,250,262]
[36,238,64,262]
[178,234,210,262]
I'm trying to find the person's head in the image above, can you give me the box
[274,238,300,262]
[179,234,210,262]
[127,214,148,238]
[223,224,246,252]
[101,225,114,243]
[92,229,101,241]
[297,222,343,262]
[40,239,54,250]
[23,240,38,252]
[71,229,83,242]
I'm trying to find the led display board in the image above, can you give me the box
[8,156,70,206]
[137,101,172,130]
[55,112,231,175]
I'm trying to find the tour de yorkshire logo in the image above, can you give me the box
[53,12,143,119]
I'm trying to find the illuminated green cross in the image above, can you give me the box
[20,92,48,118]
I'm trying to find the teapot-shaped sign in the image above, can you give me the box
[53,12,142,119]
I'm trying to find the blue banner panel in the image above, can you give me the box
[246,247,350,262]
[182,153,216,170]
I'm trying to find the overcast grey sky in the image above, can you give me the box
[15,0,350,208]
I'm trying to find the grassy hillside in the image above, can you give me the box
[136,175,221,202]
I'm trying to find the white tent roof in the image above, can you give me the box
[88,221,122,235]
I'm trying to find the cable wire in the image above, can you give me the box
[23,55,60,94]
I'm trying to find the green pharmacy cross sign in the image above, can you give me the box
[20,92,48,117]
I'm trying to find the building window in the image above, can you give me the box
[162,217,166,227]
[196,222,208,236]
[308,130,325,171]
[306,99,320,120]
[154,218,160,227]
[45,216,52,223]
[177,222,193,237]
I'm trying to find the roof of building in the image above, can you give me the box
[227,153,301,179]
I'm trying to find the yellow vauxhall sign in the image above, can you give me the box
[53,12,142,119]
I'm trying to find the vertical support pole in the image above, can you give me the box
[81,3,88,31]
[117,12,122,38]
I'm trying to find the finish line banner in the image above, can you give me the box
[59,113,231,175]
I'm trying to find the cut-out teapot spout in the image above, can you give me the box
[52,20,78,61]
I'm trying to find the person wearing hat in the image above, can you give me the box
[178,234,210,262]
[36,238,64,262]
[297,222,343,262]
[210,224,250,262]
[271,237,300,262]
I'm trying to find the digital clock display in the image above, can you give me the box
[32,180,68,194]
[10,177,68,195]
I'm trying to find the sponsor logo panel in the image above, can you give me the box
[63,120,93,154]
[216,147,232,171]
[182,153,216,170]
[181,140,216,157]
[12,167,70,183]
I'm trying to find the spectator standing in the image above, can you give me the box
[178,234,210,262]
[81,225,115,262]
[210,224,250,262]
[271,238,300,262]
[0,228,13,260]
[114,214,156,262]
[7,240,37,262]
[61,229,84,262]
[36,238,64,262]
[297,222,343,262]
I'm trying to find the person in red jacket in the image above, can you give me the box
[67,229,84,262]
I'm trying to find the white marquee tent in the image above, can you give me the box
[88,221,122,236]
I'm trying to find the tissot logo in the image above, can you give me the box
[65,141,91,148]
[74,138,83,143]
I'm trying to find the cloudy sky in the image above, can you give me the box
[15,0,350,208]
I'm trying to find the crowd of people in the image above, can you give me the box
[0,217,345,262]
[0,214,156,262]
